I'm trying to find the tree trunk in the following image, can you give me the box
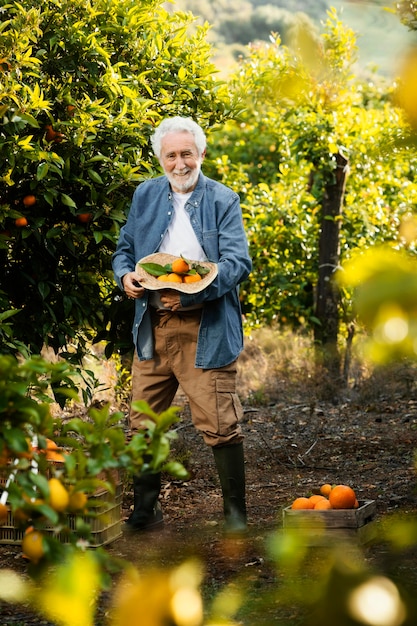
[314,152,349,392]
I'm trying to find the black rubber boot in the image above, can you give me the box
[124,472,163,532]
[212,442,247,535]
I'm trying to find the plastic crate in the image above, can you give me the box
[282,499,377,545]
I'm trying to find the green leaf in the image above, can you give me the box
[137,262,169,276]
[36,162,49,181]
[60,193,77,208]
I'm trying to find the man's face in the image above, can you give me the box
[159,131,205,193]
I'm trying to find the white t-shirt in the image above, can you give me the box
[149,191,206,310]
[159,192,206,261]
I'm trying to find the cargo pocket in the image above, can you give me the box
[215,373,243,437]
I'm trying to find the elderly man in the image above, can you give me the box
[112,116,251,534]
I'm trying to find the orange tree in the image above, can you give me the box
[205,10,417,343]
[0,0,234,358]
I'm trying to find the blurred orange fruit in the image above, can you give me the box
[291,497,314,510]
[15,217,28,227]
[328,484,357,509]
[0,503,8,524]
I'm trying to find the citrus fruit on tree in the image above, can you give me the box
[291,497,314,510]
[48,477,70,512]
[15,217,28,227]
[77,212,93,223]
[68,490,88,512]
[22,194,36,207]
[171,258,190,274]
[22,529,45,563]
[328,485,357,509]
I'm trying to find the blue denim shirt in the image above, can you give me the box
[112,172,252,369]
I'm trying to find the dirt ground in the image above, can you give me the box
[2,362,417,625]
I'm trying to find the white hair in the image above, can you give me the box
[150,116,207,159]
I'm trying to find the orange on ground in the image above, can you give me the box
[23,194,36,207]
[314,499,332,510]
[291,497,314,510]
[320,483,332,497]
[171,258,190,274]
[183,273,202,283]
[15,217,28,227]
[22,529,45,563]
[309,494,326,507]
[328,484,357,509]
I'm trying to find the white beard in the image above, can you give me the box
[165,164,201,193]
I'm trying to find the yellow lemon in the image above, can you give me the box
[68,490,88,512]
[22,529,45,563]
[48,477,70,512]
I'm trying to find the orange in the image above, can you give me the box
[314,499,332,510]
[157,273,183,283]
[328,484,357,509]
[77,212,92,223]
[309,494,326,507]
[291,497,314,510]
[183,273,202,284]
[320,483,332,497]
[171,258,190,274]
[23,194,36,207]
[45,124,57,141]
[22,529,45,563]
[0,503,8,524]
[15,217,28,227]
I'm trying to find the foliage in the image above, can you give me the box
[3,510,417,625]
[0,0,234,358]
[0,354,186,574]
[397,0,417,30]
[204,11,417,334]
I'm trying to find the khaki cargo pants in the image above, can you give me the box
[129,308,244,447]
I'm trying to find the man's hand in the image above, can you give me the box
[160,289,181,311]
[122,272,146,299]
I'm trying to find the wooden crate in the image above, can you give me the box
[282,500,377,545]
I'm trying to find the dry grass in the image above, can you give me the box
[237,327,417,406]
